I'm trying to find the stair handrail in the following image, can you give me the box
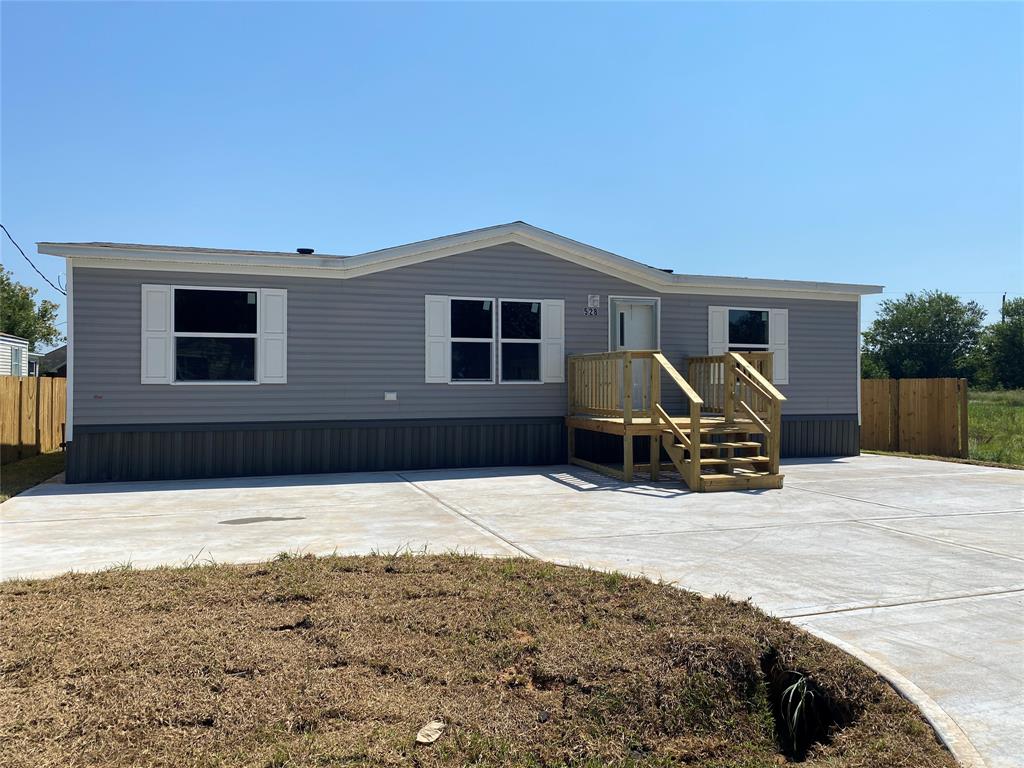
[738,400,771,434]
[729,352,784,474]
[654,402,690,450]
[734,367,773,405]
[729,352,786,402]
[652,353,704,405]
[652,352,704,489]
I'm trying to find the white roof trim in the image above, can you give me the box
[38,221,883,300]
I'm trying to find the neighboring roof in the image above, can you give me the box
[41,345,67,373]
[38,221,883,300]
[0,332,29,345]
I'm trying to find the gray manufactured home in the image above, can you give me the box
[39,222,881,488]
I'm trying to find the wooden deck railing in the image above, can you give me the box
[695,352,786,474]
[568,350,659,423]
[568,350,705,488]
[687,352,773,415]
[568,349,785,484]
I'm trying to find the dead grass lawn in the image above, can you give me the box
[0,554,955,767]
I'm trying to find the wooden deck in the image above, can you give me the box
[566,351,786,492]
[565,415,760,436]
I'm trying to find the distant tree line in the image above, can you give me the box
[862,290,1024,389]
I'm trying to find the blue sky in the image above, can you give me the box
[2,2,1021,348]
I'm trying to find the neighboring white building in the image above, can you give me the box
[28,351,44,376]
[0,333,30,376]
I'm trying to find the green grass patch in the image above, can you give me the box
[0,451,65,502]
[968,390,1024,466]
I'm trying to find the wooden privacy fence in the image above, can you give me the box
[861,378,968,458]
[1,376,67,464]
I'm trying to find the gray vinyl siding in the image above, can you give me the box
[0,339,29,376]
[71,244,859,425]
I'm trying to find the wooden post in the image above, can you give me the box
[889,379,900,452]
[623,352,633,425]
[623,431,634,482]
[723,356,735,422]
[647,438,663,481]
[650,354,661,425]
[567,425,575,464]
[689,398,702,490]
[769,400,782,475]
[567,358,575,416]
[649,355,660,481]
[958,378,969,459]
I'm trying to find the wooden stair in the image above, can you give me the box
[566,350,786,493]
[661,419,784,492]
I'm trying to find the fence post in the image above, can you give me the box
[958,378,969,459]
[0,376,67,466]
[889,379,900,452]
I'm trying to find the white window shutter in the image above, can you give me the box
[769,308,789,385]
[424,295,450,383]
[541,299,565,383]
[141,284,172,384]
[258,288,288,384]
[708,306,728,355]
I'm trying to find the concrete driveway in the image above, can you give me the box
[2,454,1021,767]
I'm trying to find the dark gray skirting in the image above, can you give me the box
[65,417,567,483]
[65,414,858,484]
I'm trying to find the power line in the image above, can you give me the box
[0,223,66,296]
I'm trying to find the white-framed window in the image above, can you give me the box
[174,287,259,383]
[450,297,496,383]
[726,308,770,352]
[499,299,542,383]
[141,284,287,385]
[708,305,789,384]
[11,347,23,375]
[425,295,564,384]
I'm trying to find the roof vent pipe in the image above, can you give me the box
[296,248,314,255]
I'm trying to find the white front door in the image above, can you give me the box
[611,299,659,410]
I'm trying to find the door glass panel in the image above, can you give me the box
[612,300,657,350]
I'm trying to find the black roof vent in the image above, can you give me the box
[296,247,314,255]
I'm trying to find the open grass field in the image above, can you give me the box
[0,451,65,502]
[1,554,955,768]
[968,390,1024,466]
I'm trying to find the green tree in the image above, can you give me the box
[860,354,888,379]
[0,266,64,350]
[862,290,986,379]
[981,297,1024,389]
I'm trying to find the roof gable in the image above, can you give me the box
[37,221,883,300]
